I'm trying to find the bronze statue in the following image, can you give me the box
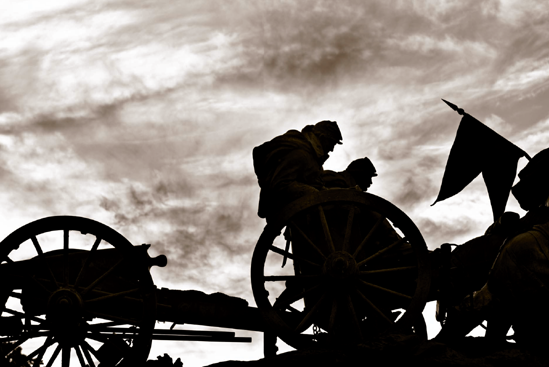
[252,120,342,220]
[323,157,377,191]
[436,148,549,348]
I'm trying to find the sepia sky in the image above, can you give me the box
[2,0,549,365]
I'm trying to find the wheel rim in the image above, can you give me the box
[251,190,431,349]
[0,216,155,367]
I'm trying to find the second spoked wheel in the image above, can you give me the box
[251,190,431,350]
[0,216,156,367]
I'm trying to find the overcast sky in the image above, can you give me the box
[2,0,549,365]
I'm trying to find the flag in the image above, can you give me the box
[432,113,528,221]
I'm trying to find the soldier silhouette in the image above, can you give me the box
[436,148,549,348]
[323,157,378,191]
[252,120,342,220]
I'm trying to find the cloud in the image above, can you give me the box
[490,0,549,26]
[2,2,549,364]
[92,158,262,296]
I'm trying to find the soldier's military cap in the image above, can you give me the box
[347,157,377,177]
[313,120,343,144]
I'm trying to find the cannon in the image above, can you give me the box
[1,189,443,366]
[0,216,265,367]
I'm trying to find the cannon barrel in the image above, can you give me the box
[155,288,268,332]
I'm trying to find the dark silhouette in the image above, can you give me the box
[146,353,183,367]
[323,157,377,191]
[436,147,549,348]
[0,217,256,367]
[252,120,342,220]
[433,100,529,221]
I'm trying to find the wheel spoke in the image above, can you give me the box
[286,305,301,313]
[341,207,355,252]
[355,289,394,325]
[360,265,417,275]
[74,345,87,367]
[26,335,54,361]
[31,336,54,367]
[328,298,338,332]
[345,293,363,339]
[84,336,107,355]
[81,258,124,296]
[269,245,321,268]
[31,276,53,296]
[358,279,412,300]
[62,345,70,367]
[74,237,102,288]
[289,222,327,259]
[357,237,407,267]
[31,236,58,288]
[45,344,62,367]
[3,307,46,324]
[85,288,140,303]
[352,215,384,258]
[294,292,327,332]
[81,341,97,367]
[63,230,69,286]
[317,205,335,253]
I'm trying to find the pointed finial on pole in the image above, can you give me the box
[442,99,465,115]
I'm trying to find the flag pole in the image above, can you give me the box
[441,99,531,160]
[441,99,465,115]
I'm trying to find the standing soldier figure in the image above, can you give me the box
[252,120,342,221]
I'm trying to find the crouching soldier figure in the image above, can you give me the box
[436,148,549,349]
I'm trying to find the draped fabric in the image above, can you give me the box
[433,114,528,221]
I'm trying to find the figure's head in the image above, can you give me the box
[512,148,549,211]
[312,120,342,154]
[346,157,377,191]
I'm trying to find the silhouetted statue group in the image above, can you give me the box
[253,120,377,220]
[253,120,549,350]
[437,148,549,348]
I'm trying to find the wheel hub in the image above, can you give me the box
[323,251,358,281]
[47,288,85,345]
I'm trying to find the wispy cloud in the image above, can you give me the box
[2,0,549,363]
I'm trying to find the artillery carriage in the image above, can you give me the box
[1,189,446,366]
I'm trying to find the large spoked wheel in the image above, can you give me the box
[251,190,431,350]
[0,216,156,367]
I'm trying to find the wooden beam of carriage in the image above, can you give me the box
[154,288,270,333]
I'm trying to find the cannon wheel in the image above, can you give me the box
[0,216,156,367]
[251,190,431,350]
